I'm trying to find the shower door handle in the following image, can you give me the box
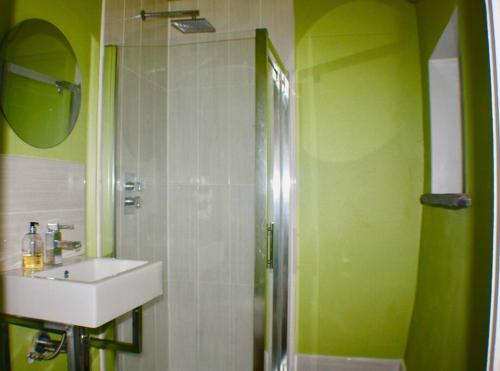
[267,223,274,269]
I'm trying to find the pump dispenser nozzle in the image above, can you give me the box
[29,222,39,233]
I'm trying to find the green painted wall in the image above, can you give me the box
[0,0,11,59]
[295,0,424,358]
[0,0,102,369]
[404,0,493,370]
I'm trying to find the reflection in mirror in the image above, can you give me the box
[0,19,81,148]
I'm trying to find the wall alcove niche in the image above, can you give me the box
[420,9,471,209]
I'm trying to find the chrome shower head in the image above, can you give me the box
[139,9,216,34]
[171,18,216,33]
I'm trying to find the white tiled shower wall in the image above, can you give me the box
[105,1,294,370]
[166,37,256,371]
[105,0,294,70]
[0,155,85,271]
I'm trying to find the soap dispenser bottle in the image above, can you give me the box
[22,222,44,270]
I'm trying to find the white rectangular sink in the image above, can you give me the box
[1,258,163,328]
[33,259,148,282]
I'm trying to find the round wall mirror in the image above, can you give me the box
[0,19,81,148]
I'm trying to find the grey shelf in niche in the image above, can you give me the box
[420,193,472,209]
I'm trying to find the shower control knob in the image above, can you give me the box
[124,196,141,208]
[124,181,143,192]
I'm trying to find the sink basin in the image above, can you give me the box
[1,258,163,328]
[33,259,148,282]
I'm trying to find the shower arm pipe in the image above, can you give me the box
[140,9,200,21]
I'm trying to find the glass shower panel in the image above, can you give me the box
[113,36,257,371]
[114,44,169,371]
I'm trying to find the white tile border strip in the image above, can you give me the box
[0,155,86,271]
[296,354,404,371]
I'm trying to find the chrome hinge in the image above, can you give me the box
[267,223,274,269]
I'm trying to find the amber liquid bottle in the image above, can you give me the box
[22,222,44,271]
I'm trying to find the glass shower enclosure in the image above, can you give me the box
[103,29,290,371]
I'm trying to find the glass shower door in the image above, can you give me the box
[255,29,290,371]
[269,61,290,371]
[107,29,290,371]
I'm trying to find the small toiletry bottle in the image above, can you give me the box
[52,225,62,265]
[22,222,44,270]
[53,240,62,265]
[45,229,55,265]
